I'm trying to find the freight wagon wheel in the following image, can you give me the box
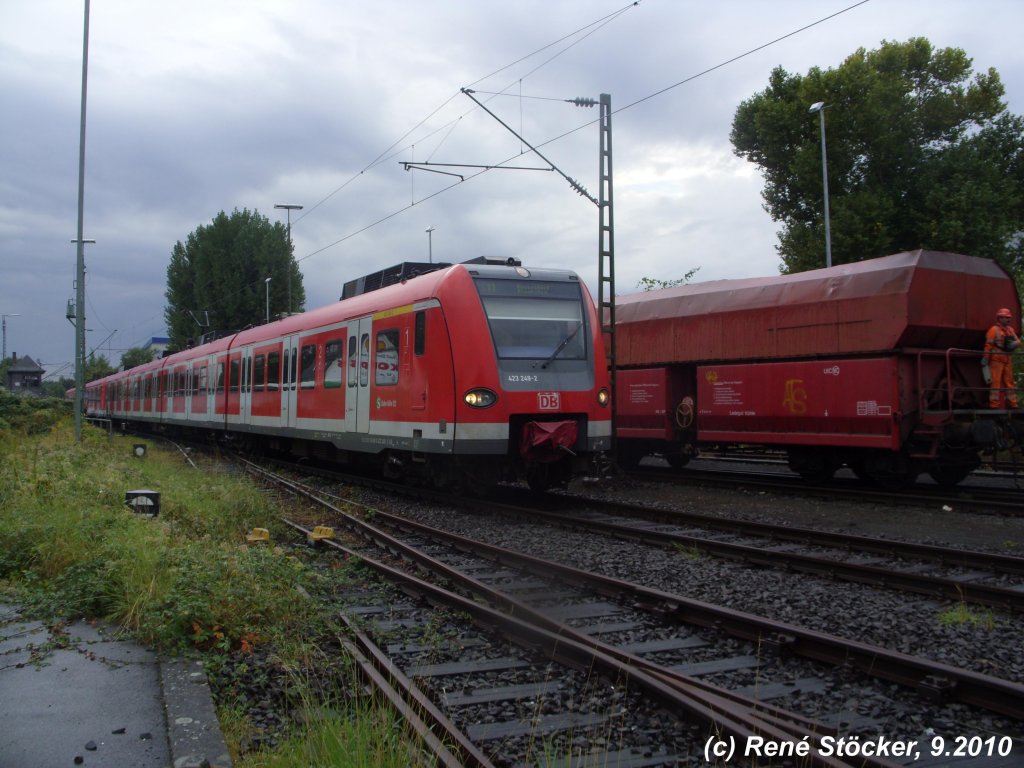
[926,456,980,488]
[786,448,839,482]
[664,451,690,469]
[848,458,871,482]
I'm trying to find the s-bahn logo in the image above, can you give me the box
[538,392,561,410]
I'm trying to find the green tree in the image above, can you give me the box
[41,378,72,398]
[731,38,1024,276]
[85,353,115,382]
[120,346,155,371]
[165,208,305,350]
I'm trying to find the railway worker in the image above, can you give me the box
[983,307,1020,409]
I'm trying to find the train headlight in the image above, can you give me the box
[464,388,497,408]
[597,387,610,407]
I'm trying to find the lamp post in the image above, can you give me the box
[265,277,272,324]
[72,0,92,442]
[1,313,20,361]
[274,203,302,314]
[425,226,435,263]
[71,238,94,442]
[808,101,832,268]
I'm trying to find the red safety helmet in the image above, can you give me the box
[997,308,1013,318]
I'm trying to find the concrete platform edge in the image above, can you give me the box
[160,657,233,768]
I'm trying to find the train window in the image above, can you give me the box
[198,367,208,395]
[477,283,586,361]
[230,360,240,393]
[415,311,426,356]
[216,363,225,394]
[375,330,399,386]
[242,357,249,393]
[254,355,265,392]
[347,336,357,387]
[300,344,317,389]
[324,340,342,389]
[267,352,280,391]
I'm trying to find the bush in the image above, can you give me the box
[0,392,69,435]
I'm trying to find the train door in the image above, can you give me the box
[184,365,193,420]
[281,335,299,429]
[207,355,218,419]
[240,346,253,427]
[344,317,373,434]
[224,353,240,421]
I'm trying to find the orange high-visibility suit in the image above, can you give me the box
[984,309,1020,408]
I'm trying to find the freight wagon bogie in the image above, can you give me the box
[614,251,1022,488]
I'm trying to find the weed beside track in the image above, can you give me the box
[0,402,431,767]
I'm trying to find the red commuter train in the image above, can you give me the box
[85,258,612,492]
[614,250,1023,486]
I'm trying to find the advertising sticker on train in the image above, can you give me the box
[538,392,561,410]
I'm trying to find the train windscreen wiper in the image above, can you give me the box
[540,321,582,369]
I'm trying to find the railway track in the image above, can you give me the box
[521,492,1024,614]
[243,459,1023,767]
[630,464,1024,516]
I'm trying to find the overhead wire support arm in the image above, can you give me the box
[461,88,599,205]
[400,161,560,180]
[400,163,466,181]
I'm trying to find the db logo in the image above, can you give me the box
[538,392,561,410]
[823,365,841,376]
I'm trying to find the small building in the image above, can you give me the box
[143,336,170,360]
[6,353,44,394]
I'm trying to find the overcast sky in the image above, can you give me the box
[2,0,1022,378]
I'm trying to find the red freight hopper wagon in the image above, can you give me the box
[614,250,1022,485]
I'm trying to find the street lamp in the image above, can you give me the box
[425,226,435,263]
[808,101,832,268]
[274,203,303,314]
[265,277,272,323]
[1,313,21,361]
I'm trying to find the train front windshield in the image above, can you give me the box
[475,278,586,361]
